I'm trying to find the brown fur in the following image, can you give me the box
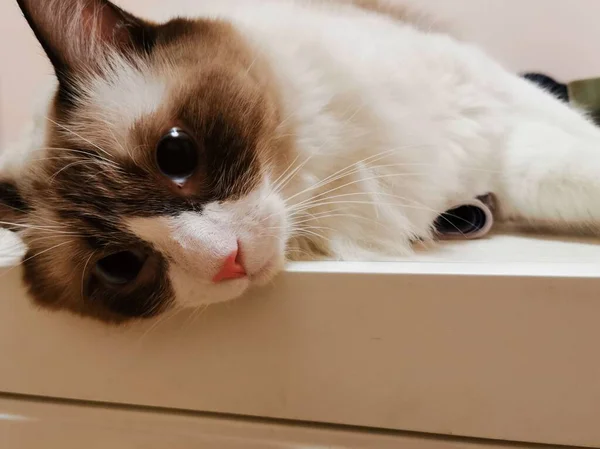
[327,0,444,31]
[345,0,427,23]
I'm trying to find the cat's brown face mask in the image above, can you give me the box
[2,0,294,322]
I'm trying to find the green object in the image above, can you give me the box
[568,77,600,123]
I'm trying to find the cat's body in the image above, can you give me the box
[229,0,600,246]
[4,0,600,322]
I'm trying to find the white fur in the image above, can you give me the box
[127,178,287,307]
[73,56,168,153]
[226,0,600,255]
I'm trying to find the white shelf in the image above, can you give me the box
[1,232,600,447]
[290,232,600,276]
[0,396,520,449]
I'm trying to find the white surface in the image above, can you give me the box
[0,396,522,449]
[1,233,600,447]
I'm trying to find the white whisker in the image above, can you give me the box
[80,251,96,300]
[45,116,115,160]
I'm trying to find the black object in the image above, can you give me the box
[522,72,569,103]
[434,204,488,236]
[433,194,495,240]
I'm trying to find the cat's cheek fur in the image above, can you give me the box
[126,182,288,308]
[169,267,251,308]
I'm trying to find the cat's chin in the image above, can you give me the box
[248,252,285,286]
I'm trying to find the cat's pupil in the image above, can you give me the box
[95,251,146,286]
[156,128,198,181]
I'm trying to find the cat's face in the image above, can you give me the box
[3,0,294,322]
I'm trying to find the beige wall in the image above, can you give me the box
[2,0,600,145]
[414,0,600,81]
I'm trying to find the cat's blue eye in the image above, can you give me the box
[156,128,198,182]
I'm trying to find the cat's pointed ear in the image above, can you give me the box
[0,181,30,232]
[16,0,155,77]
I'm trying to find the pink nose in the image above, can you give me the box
[213,247,247,283]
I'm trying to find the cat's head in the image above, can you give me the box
[3,0,294,322]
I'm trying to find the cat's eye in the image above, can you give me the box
[95,250,146,286]
[156,128,198,182]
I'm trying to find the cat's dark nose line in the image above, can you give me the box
[212,243,247,283]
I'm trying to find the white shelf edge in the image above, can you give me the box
[284,260,600,278]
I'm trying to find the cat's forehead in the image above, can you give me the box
[57,18,265,158]
[72,55,169,151]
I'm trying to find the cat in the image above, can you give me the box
[3,0,600,323]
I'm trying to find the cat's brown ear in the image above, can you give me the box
[0,181,29,231]
[16,0,155,79]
